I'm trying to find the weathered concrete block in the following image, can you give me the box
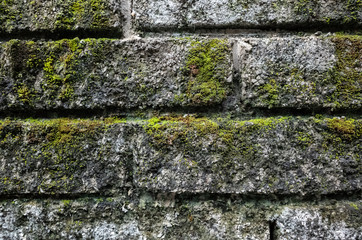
[0,0,125,34]
[237,35,362,110]
[135,116,361,195]
[0,118,132,195]
[134,0,362,30]
[0,197,138,239]
[274,202,362,239]
[0,196,360,239]
[2,116,359,197]
[0,195,269,239]
[0,38,232,111]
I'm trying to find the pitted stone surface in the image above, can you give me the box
[237,35,362,110]
[134,0,362,30]
[135,116,361,195]
[0,0,125,34]
[0,0,361,238]
[0,119,132,195]
[275,203,362,239]
[0,117,360,196]
[0,37,232,110]
[0,197,360,239]
[1,35,360,112]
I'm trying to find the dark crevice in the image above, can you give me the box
[138,23,362,37]
[248,107,362,118]
[0,189,360,202]
[0,27,360,41]
[0,105,360,120]
[0,29,123,41]
[269,220,277,240]
[0,192,113,201]
[148,189,362,204]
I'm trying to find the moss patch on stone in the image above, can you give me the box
[0,0,21,32]
[144,116,289,174]
[294,0,362,24]
[257,35,361,109]
[294,0,318,18]
[2,38,116,106]
[327,34,362,108]
[0,0,115,33]
[177,39,231,106]
[55,0,110,30]
[0,118,125,194]
[343,0,362,23]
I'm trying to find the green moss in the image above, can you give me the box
[327,118,358,137]
[258,66,318,108]
[349,202,359,210]
[16,84,34,104]
[3,38,120,105]
[327,34,362,108]
[177,39,230,105]
[294,0,317,17]
[55,0,109,30]
[343,0,362,23]
[295,0,361,23]
[296,131,313,148]
[0,118,125,194]
[62,199,71,206]
[261,78,279,107]
[144,116,289,175]
[41,38,85,101]
[316,118,361,161]
[0,0,21,32]
[258,35,361,109]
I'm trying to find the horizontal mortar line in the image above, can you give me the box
[0,192,116,201]
[0,28,360,42]
[0,107,361,120]
[163,190,362,203]
[0,30,123,41]
[139,25,362,36]
[0,190,360,203]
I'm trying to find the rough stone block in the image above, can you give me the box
[134,116,361,195]
[236,35,362,110]
[0,195,360,239]
[0,118,131,195]
[0,0,125,35]
[0,195,270,239]
[0,38,232,111]
[134,0,362,30]
[274,202,362,239]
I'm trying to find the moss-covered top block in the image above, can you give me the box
[0,37,232,111]
[0,0,124,34]
[134,0,362,30]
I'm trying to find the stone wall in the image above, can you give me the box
[0,0,361,239]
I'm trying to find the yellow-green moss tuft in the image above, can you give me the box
[178,39,231,105]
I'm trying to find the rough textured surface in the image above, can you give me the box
[136,116,361,195]
[1,116,360,196]
[0,118,131,195]
[0,196,360,239]
[0,0,361,238]
[0,0,124,34]
[0,38,232,111]
[275,202,362,239]
[134,0,362,30]
[238,34,362,110]
[1,35,361,112]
